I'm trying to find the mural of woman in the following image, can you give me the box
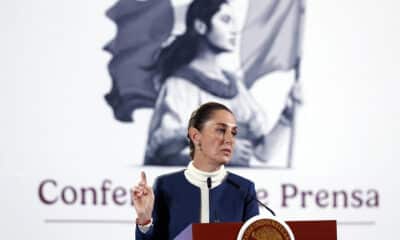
[143,0,300,167]
[104,0,304,167]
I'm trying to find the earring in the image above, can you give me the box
[194,19,207,35]
[198,142,202,151]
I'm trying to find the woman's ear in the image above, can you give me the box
[188,127,201,145]
[194,19,207,35]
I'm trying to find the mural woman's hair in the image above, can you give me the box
[148,0,227,82]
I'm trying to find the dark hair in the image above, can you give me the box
[187,102,233,159]
[149,0,227,82]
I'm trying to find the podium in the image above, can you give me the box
[175,220,337,240]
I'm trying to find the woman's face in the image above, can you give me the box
[206,3,238,52]
[196,109,237,166]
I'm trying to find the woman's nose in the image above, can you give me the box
[230,28,238,36]
[224,131,235,144]
[230,19,239,35]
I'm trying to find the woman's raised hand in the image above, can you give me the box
[131,171,154,224]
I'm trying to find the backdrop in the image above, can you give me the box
[1,0,399,239]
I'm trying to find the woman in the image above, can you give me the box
[133,102,260,240]
[144,0,295,167]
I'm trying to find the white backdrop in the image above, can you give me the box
[1,0,400,239]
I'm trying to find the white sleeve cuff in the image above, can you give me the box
[137,218,153,234]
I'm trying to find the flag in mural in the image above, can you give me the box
[241,0,304,88]
[104,0,174,122]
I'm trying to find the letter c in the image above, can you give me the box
[38,179,58,205]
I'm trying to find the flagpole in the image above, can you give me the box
[287,57,301,168]
[287,0,305,168]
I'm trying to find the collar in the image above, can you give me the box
[184,161,227,189]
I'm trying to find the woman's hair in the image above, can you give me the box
[187,102,233,159]
[149,0,227,82]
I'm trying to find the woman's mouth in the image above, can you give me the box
[221,148,232,154]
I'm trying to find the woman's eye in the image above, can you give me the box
[217,128,226,133]
[231,131,237,136]
[221,15,231,23]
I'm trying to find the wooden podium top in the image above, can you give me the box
[176,220,337,240]
[287,220,337,240]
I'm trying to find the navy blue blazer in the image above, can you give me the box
[135,170,259,240]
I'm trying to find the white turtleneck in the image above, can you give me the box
[184,161,228,223]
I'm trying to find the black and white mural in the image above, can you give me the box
[105,0,304,167]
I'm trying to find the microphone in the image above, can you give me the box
[226,178,276,216]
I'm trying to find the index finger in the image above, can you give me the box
[140,171,147,185]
